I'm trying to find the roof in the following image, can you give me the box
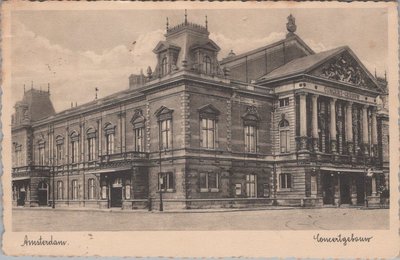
[258,46,345,81]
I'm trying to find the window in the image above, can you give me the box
[245,174,257,198]
[200,172,219,192]
[279,119,290,153]
[14,144,22,167]
[155,106,173,150]
[204,56,212,74]
[56,144,63,163]
[72,180,78,200]
[134,128,144,152]
[88,178,95,200]
[158,172,174,191]
[131,109,146,152]
[87,137,96,161]
[57,181,63,200]
[70,131,79,163]
[245,125,257,153]
[160,119,172,150]
[279,98,290,107]
[161,57,168,76]
[38,140,45,165]
[106,133,114,155]
[201,118,216,149]
[235,184,242,196]
[280,173,292,189]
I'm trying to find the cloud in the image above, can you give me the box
[11,21,163,112]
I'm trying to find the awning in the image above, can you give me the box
[320,167,384,174]
[12,176,31,181]
[85,166,132,175]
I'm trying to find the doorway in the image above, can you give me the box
[339,175,351,204]
[355,175,366,205]
[17,188,26,206]
[37,182,48,206]
[110,177,123,208]
[322,173,334,205]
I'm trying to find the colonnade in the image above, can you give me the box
[298,92,378,156]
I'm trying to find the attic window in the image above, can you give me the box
[161,57,168,76]
[203,56,212,74]
[279,98,290,107]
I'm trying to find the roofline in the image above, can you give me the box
[220,34,314,64]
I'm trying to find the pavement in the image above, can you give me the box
[12,207,389,231]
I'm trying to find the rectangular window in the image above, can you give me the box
[38,147,45,165]
[245,125,257,153]
[158,172,174,191]
[160,119,172,150]
[201,118,216,149]
[280,173,292,189]
[71,141,79,163]
[235,184,242,196]
[106,133,114,155]
[280,130,290,153]
[134,127,144,152]
[88,137,96,161]
[56,144,63,164]
[279,98,290,107]
[200,172,219,192]
[245,174,257,198]
[72,180,78,200]
[88,178,95,200]
[57,181,63,200]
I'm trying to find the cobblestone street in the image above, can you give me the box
[12,207,389,231]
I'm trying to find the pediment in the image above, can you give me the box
[309,49,382,92]
[190,40,221,52]
[198,104,220,117]
[153,41,181,54]
[154,106,174,117]
[242,106,260,122]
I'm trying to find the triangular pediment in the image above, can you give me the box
[198,104,220,116]
[190,40,221,52]
[308,48,382,92]
[153,41,181,54]
[154,106,174,117]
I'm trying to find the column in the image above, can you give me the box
[362,105,369,155]
[371,108,378,157]
[330,98,337,153]
[311,94,319,152]
[345,102,354,154]
[371,175,377,196]
[299,93,308,151]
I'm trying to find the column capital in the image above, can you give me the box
[362,104,369,109]
[346,101,354,107]
[298,91,308,97]
[311,94,319,100]
[330,97,337,103]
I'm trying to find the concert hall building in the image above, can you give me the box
[11,14,389,210]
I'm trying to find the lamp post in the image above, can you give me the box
[159,149,163,212]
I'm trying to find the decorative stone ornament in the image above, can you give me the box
[286,14,297,34]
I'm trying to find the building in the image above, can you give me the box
[11,14,389,210]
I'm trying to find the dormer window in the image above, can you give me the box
[161,57,168,76]
[203,56,212,74]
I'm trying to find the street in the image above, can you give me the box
[12,207,389,231]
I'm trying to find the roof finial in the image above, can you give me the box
[95,87,99,100]
[23,84,26,93]
[374,68,377,78]
[286,14,297,35]
[166,17,169,31]
[205,15,208,29]
[184,9,187,25]
[31,80,33,89]
[384,70,387,81]
[48,83,50,94]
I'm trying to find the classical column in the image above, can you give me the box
[371,175,377,196]
[299,93,308,150]
[345,102,354,154]
[362,105,369,155]
[330,98,337,153]
[371,107,378,156]
[311,94,319,152]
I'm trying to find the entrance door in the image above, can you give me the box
[340,175,351,204]
[17,190,26,206]
[37,182,48,206]
[322,173,334,205]
[355,175,365,205]
[110,187,122,207]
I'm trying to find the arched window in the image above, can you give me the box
[86,128,97,161]
[88,178,95,200]
[71,180,78,200]
[279,173,292,189]
[161,57,168,76]
[279,119,290,153]
[55,135,64,164]
[203,56,212,74]
[37,139,46,165]
[198,104,220,149]
[57,181,63,200]
[131,110,145,152]
[242,106,260,153]
[155,106,174,150]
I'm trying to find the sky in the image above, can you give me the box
[10,8,388,112]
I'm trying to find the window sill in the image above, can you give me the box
[158,189,175,193]
[200,188,220,193]
[278,188,292,192]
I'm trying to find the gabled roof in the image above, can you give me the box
[257,45,383,93]
[258,46,345,81]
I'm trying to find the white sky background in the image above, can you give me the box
[11,8,388,112]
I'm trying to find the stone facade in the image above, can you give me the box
[11,15,389,210]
